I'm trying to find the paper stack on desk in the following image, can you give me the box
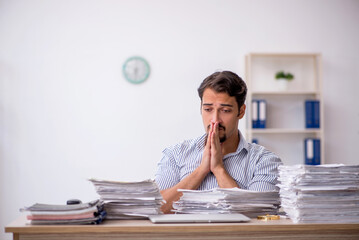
[20,200,106,225]
[89,178,163,219]
[173,188,280,217]
[277,164,359,223]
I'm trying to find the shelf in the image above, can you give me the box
[245,52,324,165]
[250,129,322,134]
[252,91,320,96]
[248,53,320,58]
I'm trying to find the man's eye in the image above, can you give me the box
[203,108,212,112]
[222,109,232,113]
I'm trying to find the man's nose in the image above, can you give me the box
[211,110,221,123]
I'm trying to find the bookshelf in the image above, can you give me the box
[245,53,324,165]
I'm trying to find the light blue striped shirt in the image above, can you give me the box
[155,131,282,191]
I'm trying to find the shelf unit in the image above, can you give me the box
[245,53,324,165]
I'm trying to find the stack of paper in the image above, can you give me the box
[277,164,359,223]
[89,178,163,219]
[20,200,106,225]
[173,188,280,217]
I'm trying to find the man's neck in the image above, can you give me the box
[221,131,240,156]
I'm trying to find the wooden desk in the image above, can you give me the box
[5,216,359,240]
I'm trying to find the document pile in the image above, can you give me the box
[89,178,163,219]
[277,164,359,223]
[173,188,280,217]
[20,200,106,225]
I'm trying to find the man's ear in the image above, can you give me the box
[238,104,246,119]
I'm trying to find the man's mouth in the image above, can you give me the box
[207,124,226,131]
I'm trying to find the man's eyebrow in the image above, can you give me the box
[220,104,234,107]
[202,103,234,107]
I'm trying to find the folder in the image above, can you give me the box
[304,138,320,165]
[258,100,266,128]
[313,139,321,165]
[252,100,258,128]
[305,100,313,128]
[313,100,320,128]
[305,100,320,129]
[20,200,106,225]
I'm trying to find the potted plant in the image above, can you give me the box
[275,71,294,90]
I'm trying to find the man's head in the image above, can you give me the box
[198,71,247,143]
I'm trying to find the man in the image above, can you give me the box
[155,71,282,213]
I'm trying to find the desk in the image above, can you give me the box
[5,216,359,240]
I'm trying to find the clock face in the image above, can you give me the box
[122,56,150,84]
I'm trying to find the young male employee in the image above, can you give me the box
[155,71,282,213]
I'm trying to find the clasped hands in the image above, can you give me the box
[200,122,225,175]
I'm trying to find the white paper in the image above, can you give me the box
[277,164,359,223]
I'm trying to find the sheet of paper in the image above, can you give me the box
[89,178,164,219]
[173,188,280,217]
[277,164,359,223]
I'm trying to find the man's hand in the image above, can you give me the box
[161,122,239,214]
[209,122,224,174]
[202,121,238,189]
[199,124,212,175]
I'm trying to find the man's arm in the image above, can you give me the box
[159,132,215,213]
[158,123,238,213]
[248,150,282,191]
[160,164,209,213]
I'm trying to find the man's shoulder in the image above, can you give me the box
[247,142,266,152]
[165,134,206,153]
[247,142,280,160]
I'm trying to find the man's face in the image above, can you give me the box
[201,88,245,143]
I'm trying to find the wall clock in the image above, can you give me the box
[122,56,150,84]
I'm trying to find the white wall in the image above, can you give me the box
[1,0,358,238]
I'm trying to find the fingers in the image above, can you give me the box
[205,123,213,149]
[211,122,220,146]
[214,122,219,135]
[205,122,224,174]
[201,123,213,175]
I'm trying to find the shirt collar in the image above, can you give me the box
[236,130,249,153]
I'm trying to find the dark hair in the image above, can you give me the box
[197,71,247,111]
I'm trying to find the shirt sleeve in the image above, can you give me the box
[155,147,181,190]
[247,149,282,191]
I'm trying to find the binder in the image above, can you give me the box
[305,100,313,128]
[305,100,320,129]
[252,99,266,129]
[252,100,258,128]
[313,100,320,128]
[258,100,266,128]
[304,138,320,165]
[313,139,321,165]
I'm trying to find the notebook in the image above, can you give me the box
[148,213,251,223]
